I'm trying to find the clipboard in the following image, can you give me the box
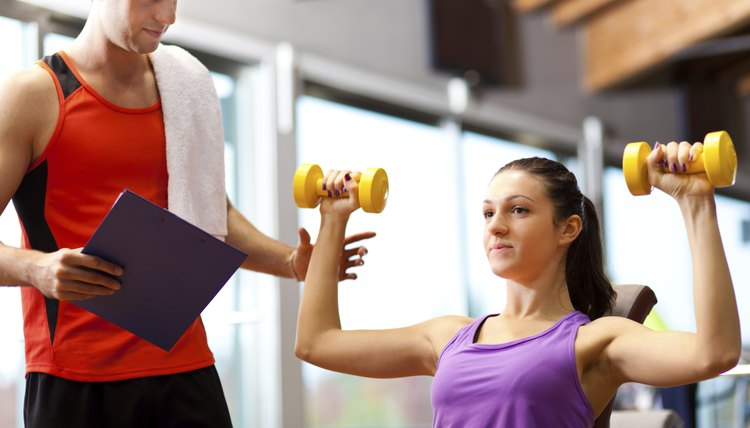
[77,189,247,351]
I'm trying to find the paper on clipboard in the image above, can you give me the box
[77,189,246,351]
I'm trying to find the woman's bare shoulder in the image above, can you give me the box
[577,315,645,352]
[425,315,474,333]
[423,315,475,349]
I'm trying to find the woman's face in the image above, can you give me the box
[482,169,568,282]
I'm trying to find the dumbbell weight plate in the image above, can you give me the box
[623,142,652,196]
[293,163,324,208]
[703,131,737,188]
[359,167,389,213]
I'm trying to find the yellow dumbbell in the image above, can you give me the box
[293,164,389,213]
[622,130,737,196]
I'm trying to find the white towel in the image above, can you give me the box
[149,44,228,240]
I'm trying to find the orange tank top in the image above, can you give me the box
[12,51,215,381]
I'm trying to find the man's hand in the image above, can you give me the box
[30,248,123,301]
[291,228,376,281]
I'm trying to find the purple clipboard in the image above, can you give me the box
[77,189,246,351]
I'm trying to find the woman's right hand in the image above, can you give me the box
[319,169,362,218]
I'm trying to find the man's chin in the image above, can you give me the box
[126,39,162,55]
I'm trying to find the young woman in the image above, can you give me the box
[295,141,741,427]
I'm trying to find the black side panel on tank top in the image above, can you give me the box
[12,162,60,344]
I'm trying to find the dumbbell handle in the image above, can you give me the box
[312,175,361,197]
[653,144,705,174]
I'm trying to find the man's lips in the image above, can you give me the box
[144,29,165,38]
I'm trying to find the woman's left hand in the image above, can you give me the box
[647,141,715,199]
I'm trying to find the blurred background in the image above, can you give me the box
[0,0,748,426]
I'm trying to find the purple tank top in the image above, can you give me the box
[431,311,594,427]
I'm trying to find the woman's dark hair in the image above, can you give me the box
[495,157,615,319]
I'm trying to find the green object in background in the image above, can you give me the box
[644,309,668,332]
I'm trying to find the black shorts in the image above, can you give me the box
[24,365,233,428]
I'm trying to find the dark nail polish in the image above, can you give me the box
[335,190,340,196]
[681,163,686,172]
[322,183,327,191]
[671,163,677,172]
[345,173,351,181]
[327,191,332,197]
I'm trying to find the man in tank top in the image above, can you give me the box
[0,1,372,427]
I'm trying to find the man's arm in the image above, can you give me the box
[0,66,55,286]
[225,199,375,281]
[0,66,122,300]
[225,199,297,278]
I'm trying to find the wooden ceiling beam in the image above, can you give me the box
[550,0,619,28]
[512,0,557,13]
[584,0,750,92]
[737,74,750,98]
